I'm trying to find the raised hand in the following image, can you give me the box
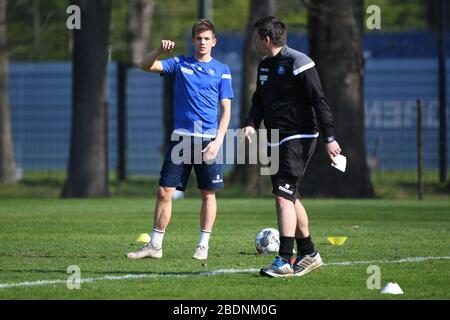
[159,40,176,54]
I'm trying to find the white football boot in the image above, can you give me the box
[126,243,162,259]
[192,246,208,260]
[293,252,323,276]
[260,256,294,278]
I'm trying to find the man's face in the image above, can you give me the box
[192,30,216,56]
[253,30,269,56]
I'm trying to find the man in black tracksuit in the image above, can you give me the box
[243,16,342,277]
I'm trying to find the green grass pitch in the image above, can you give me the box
[0,198,449,299]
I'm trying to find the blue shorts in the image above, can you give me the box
[159,139,224,191]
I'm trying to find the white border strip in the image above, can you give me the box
[1,256,449,289]
[293,61,315,75]
[173,130,216,139]
[268,133,319,147]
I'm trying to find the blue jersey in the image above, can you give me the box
[161,55,234,138]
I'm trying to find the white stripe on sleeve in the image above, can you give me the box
[292,61,315,76]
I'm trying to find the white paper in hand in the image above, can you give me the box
[331,154,347,173]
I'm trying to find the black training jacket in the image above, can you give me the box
[245,45,335,143]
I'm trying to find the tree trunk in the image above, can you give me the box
[303,0,374,197]
[231,0,275,192]
[427,0,450,31]
[62,0,112,197]
[127,0,154,66]
[0,0,17,185]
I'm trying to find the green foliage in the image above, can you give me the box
[148,0,197,57]
[276,0,308,34]
[6,0,429,62]
[109,0,129,62]
[212,0,249,34]
[365,0,427,31]
[7,0,71,61]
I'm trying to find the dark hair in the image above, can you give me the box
[192,19,216,38]
[252,16,287,46]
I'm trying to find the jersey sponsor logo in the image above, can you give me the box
[278,184,293,195]
[181,66,194,75]
[277,65,286,75]
[259,75,268,85]
[260,68,269,72]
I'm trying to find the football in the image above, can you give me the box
[255,228,280,254]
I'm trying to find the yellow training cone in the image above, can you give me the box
[327,236,348,246]
[136,233,151,243]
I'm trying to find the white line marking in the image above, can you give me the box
[1,256,449,289]
[325,255,450,266]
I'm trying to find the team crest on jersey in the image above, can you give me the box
[277,65,286,75]
[208,68,216,76]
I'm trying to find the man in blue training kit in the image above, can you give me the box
[243,17,342,277]
[127,19,234,261]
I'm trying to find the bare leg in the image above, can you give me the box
[193,190,217,257]
[126,187,175,257]
[275,196,297,237]
[294,199,310,238]
[199,190,216,231]
[153,187,176,231]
